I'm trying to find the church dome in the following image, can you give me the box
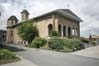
[8,15,18,21]
[21,9,29,14]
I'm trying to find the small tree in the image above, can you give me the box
[18,21,39,44]
[49,30,59,37]
[30,37,47,48]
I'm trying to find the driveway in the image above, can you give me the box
[6,44,99,66]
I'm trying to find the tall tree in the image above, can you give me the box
[18,21,39,44]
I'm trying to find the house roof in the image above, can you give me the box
[7,9,82,28]
[33,9,83,22]
[21,9,29,14]
[8,15,18,21]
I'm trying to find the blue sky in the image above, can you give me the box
[0,0,99,37]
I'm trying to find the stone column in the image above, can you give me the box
[78,22,80,38]
[52,14,55,30]
[61,25,63,37]
[74,28,76,36]
[66,26,68,37]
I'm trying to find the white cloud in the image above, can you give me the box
[1,3,12,10]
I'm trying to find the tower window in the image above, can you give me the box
[11,21,13,25]
[11,31,13,36]
[22,15,24,20]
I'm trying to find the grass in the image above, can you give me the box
[62,47,73,52]
[0,49,20,65]
[0,57,20,65]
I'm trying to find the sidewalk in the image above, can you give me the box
[71,46,99,58]
[1,56,38,66]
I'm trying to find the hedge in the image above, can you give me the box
[48,37,85,51]
[48,37,64,50]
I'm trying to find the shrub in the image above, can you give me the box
[30,37,47,48]
[91,41,97,46]
[49,30,59,37]
[48,37,64,50]
[0,49,17,60]
[63,39,84,51]
[48,37,84,51]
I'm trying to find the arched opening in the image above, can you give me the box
[68,27,71,36]
[58,24,61,36]
[48,24,53,36]
[63,26,66,37]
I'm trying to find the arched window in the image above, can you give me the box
[48,24,53,36]
[68,27,71,36]
[58,24,61,36]
[63,26,66,37]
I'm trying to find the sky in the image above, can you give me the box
[0,0,99,37]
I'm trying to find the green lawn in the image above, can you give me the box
[0,49,20,65]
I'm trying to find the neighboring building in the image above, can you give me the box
[0,30,6,45]
[89,35,99,44]
[6,9,82,45]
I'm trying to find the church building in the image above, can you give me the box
[6,9,82,45]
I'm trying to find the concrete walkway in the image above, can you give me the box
[1,56,37,66]
[2,44,99,66]
[71,46,99,58]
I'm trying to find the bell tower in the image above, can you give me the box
[21,9,29,21]
[7,15,18,44]
[7,15,18,27]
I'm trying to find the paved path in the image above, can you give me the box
[71,46,99,58]
[6,44,99,66]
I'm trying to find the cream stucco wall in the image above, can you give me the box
[6,28,14,43]
[6,13,80,44]
[35,14,58,38]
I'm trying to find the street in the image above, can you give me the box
[7,44,99,66]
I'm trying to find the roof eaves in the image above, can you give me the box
[57,9,82,22]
